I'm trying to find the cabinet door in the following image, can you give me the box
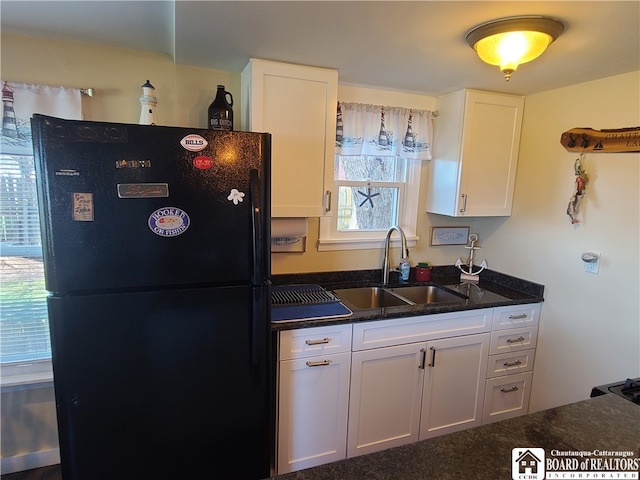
[426,89,524,217]
[241,59,338,217]
[347,342,424,458]
[458,91,524,216]
[277,351,351,474]
[420,333,490,439]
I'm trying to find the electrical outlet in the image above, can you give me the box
[584,261,599,274]
[584,262,600,273]
[582,252,600,274]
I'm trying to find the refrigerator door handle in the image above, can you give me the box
[249,169,265,285]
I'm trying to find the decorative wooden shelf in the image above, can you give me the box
[560,127,640,153]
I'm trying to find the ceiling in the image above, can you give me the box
[2,1,639,97]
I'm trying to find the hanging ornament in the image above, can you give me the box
[566,153,589,224]
[357,186,380,208]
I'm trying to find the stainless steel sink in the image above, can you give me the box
[332,287,411,309]
[386,285,466,305]
[333,285,465,310]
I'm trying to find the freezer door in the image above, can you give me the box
[48,285,271,480]
[31,115,271,293]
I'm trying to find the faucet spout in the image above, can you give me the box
[382,226,408,286]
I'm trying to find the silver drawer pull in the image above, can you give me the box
[306,360,332,367]
[508,313,527,319]
[503,360,522,367]
[506,336,526,343]
[305,337,330,345]
[501,385,519,393]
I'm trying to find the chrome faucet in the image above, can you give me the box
[382,226,408,285]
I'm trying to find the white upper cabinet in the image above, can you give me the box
[241,59,338,217]
[426,89,524,217]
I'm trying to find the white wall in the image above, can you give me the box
[475,71,640,411]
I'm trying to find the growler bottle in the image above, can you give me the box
[208,85,234,131]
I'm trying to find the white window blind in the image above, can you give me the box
[0,154,50,364]
[0,81,81,368]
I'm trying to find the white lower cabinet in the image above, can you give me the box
[277,324,352,474]
[419,333,490,439]
[483,371,533,424]
[346,308,493,458]
[276,303,541,470]
[346,332,491,458]
[347,342,425,457]
[482,304,540,425]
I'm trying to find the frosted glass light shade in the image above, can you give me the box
[466,16,564,81]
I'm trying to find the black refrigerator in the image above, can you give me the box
[31,114,273,480]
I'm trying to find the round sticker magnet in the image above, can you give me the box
[148,207,190,237]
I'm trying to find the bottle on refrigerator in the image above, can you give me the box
[208,85,234,131]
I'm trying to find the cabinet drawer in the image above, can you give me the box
[489,326,537,355]
[352,309,492,351]
[277,351,351,473]
[483,371,533,424]
[492,303,541,330]
[486,349,535,378]
[279,324,352,360]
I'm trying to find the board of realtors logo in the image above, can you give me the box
[512,448,545,480]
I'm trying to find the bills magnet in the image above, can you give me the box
[148,207,190,237]
[180,134,208,152]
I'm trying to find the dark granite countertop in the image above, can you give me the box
[271,394,640,480]
[271,266,545,331]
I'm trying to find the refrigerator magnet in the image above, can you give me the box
[227,189,245,205]
[72,192,94,221]
[148,207,190,237]
[180,134,208,152]
[193,156,213,170]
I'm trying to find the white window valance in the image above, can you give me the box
[335,102,434,160]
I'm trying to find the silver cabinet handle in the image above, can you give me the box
[306,360,332,367]
[428,346,436,367]
[508,313,527,319]
[305,337,330,345]
[324,190,332,213]
[459,193,468,213]
[503,360,522,367]
[501,385,519,393]
[506,336,525,343]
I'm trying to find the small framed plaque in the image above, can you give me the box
[430,227,470,246]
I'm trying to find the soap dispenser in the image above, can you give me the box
[399,257,411,281]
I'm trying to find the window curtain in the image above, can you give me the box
[1,81,82,364]
[335,102,434,160]
[1,81,82,154]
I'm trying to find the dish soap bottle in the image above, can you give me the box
[399,257,411,281]
[208,85,234,131]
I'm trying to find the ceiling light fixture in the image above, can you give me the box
[465,15,565,81]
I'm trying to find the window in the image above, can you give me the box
[336,155,404,232]
[319,102,433,251]
[0,82,81,380]
[319,154,423,250]
[0,154,50,365]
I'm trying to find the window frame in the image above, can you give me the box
[319,155,423,251]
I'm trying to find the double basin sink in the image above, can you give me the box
[333,285,465,310]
